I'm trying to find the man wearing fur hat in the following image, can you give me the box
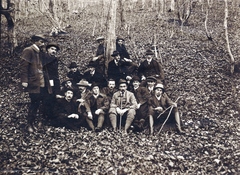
[85,83,109,132]
[20,34,48,132]
[148,83,184,135]
[109,79,137,133]
[138,49,164,83]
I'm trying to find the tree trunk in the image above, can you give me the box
[105,0,117,75]
[224,0,235,74]
[169,0,175,12]
[119,0,126,30]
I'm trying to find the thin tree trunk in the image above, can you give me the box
[204,0,212,40]
[224,0,234,74]
[105,0,117,75]
[119,0,126,30]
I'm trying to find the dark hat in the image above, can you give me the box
[146,49,154,55]
[154,83,164,90]
[61,78,73,86]
[63,87,74,93]
[96,36,105,41]
[111,50,120,57]
[87,61,98,68]
[146,76,157,82]
[31,34,47,42]
[91,82,99,89]
[118,79,127,85]
[76,80,90,87]
[46,42,60,51]
[108,78,116,82]
[116,36,125,42]
[131,76,140,82]
[68,62,78,68]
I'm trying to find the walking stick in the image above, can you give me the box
[119,91,123,131]
[158,97,180,135]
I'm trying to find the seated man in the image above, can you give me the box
[148,83,184,135]
[109,79,137,133]
[85,83,109,132]
[53,88,82,130]
[67,62,83,85]
[101,78,118,101]
[130,76,151,132]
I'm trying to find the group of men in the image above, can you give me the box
[20,34,184,135]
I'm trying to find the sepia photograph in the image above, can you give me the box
[0,0,239,174]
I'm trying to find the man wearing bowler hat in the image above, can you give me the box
[138,49,165,83]
[20,34,48,132]
[109,79,137,134]
[67,62,83,85]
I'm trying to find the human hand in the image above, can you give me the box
[77,99,85,103]
[92,57,99,61]
[141,76,146,81]
[154,107,163,112]
[22,82,28,88]
[87,112,93,120]
[126,76,132,81]
[116,107,121,114]
[95,109,103,115]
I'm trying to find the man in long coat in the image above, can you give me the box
[20,34,48,132]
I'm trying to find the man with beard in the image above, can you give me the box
[148,83,184,135]
[109,79,137,134]
[41,42,61,125]
[138,49,164,83]
[53,88,81,130]
[130,76,150,132]
[67,62,83,85]
[101,79,118,101]
[20,34,48,132]
[85,83,109,132]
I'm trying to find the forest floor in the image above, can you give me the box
[0,2,240,174]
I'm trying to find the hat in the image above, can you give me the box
[146,76,157,82]
[111,50,120,57]
[61,78,73,86]
[96,36,105,41]
[118,79,127,85]
[63,87,74,93]
[131,76,140,82]
[154,83,164,90]
[76,80,89,87]
[46,42,60,51]
[91,82,99,89]
[31,34,47,42]
[116,36,125,42]
[68,62,78,68]
[87,61,98,68]
[146,49,154,55]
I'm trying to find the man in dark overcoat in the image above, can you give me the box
[138,49,164,83]
[20,34,48,132]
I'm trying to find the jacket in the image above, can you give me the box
[53,98,78,119]
[85,93,109,113]
[131,86,150,105]
[109,90,137,114]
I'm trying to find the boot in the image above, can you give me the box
[175,112,184,134]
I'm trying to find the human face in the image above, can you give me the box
[119,83,127,92]
[92,86,99,95]
[147,80,155,88]
[65,81,72,88]
[78,86,86,92]
[133,80,140,88]
[89,67,95,73]
[108,81,116,90]
[71,67,77,73]
[65,90,73,101]
[117,39,123,45]
[146,55,152,62]
[114,55,120,62]
[98,39,104,45]
[154,88,163,96]
[35,39,45,49]
[47,46,57,56]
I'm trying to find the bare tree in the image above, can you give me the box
[119,0,126,30]
[176,0,192,30]
[105,0,117,74]
[224,0,235,74]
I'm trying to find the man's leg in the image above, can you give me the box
[149,115,154,135]
[96,114,105,129]
[124,109,135,133]
[109,113,117,131]
[174,111,184,133]
[28,93,41,132]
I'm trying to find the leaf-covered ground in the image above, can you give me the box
[1,2,240,174]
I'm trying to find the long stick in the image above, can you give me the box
[158,105,174,135]
[119,93,123,131]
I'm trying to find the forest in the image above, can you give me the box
[0,0,240,174]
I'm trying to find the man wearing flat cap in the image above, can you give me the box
[138,49,165,83]
[92,36,106,74]
[109,79,137,133]
[148,83,184,135]
[20,34,48,132]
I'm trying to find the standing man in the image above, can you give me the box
[42,42,61,124]
[20,34,47,132]
[138,49,164,83]
[109,79,137,133]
